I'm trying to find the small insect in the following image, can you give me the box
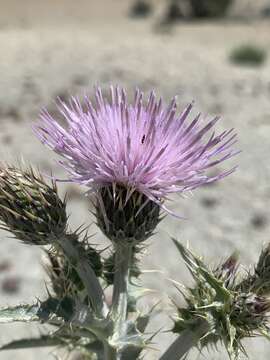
[141,135,146,144]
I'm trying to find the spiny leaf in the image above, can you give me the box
[135,301,161,334]
[173,239,231,301]
[0,298,74,325]
[0,335,65,351]
[259,327,270,341]
[199,267,231,302]
[128,284,154,300]
[226,315,237,360]
[136,314,150,333]
[172,238,201,275]
[0,304,41,323]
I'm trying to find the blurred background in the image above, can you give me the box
[0,0,270,359]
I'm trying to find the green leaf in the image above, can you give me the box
[0,304,41,323]
[0,335,64,351]
[172,239,201,276]
[0,298,73,325]
[136,314,150,333]
[199,267,231,302]
[135,301,161,333]
[226,316,237,360]
[173,239,231,302]
[259,327,270,341]
[56,235,107,318]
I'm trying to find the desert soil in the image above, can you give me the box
[1,0,270,359]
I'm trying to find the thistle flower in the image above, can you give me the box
[35,86,237,242]
[0,166,67,245]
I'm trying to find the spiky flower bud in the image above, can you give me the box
[95,185,160,244]
[172,241,270,359]
[253,243,270,294]
[256,244,270,276]
[239,244,270,295]
[231,293,270,332]
[0,166,67,245]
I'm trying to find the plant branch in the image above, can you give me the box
[159,320,209,360]
[56,234,108,318]
[103,341,117,360]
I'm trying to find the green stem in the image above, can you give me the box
[159,320,209,360]
[57,234,107,318]
[111,244,133,332]
[71,301,111,339]
[103,342,117,360]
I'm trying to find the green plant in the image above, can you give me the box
[230,44,267,66]
[162,1,183,24]
[1,87,270,360]
[129,0,152,18]
[189,0,233,18]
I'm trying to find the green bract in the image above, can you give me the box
[95,185,161,245]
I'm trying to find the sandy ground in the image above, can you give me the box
[1,0,270,359]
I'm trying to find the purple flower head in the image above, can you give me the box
[35,86,238,214]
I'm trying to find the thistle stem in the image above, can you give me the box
[159,320,209,360]
[57,235,108,318]
[103,342,117,360]
[111,243,133,332]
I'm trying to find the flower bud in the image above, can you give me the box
[95,185,160,244]
[240,244,270,295]
[253,244,270,294]
[172,241,270,358]
[0,166,67,245]
[232,293,270,330]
